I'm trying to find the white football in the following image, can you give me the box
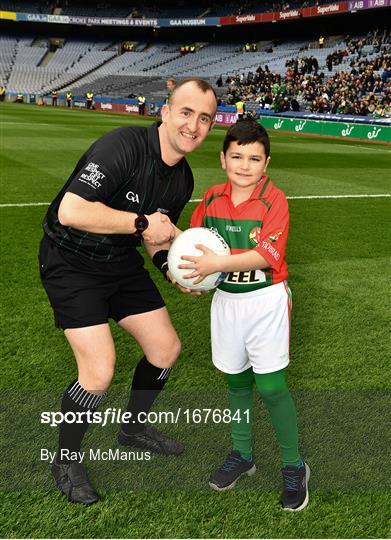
[168,227,230,291]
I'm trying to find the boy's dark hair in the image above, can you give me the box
[223,119,270,157]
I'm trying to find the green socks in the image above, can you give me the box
[225,368,301,467]
[225,369,254,460]
[254,370,301,467]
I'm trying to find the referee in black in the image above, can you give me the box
[39,78,217,505]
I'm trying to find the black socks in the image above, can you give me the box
[57,380,105,463]
[57,357,172,460]
[121,356,171,435]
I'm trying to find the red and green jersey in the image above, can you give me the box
[190,176,289,293]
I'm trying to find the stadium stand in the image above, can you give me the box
[0,0,46,13]
[2,30,389,118]
[222,31,390,116]
[2,37,116,94]
[0,35,19,85]
[0,0,389,119]
[61,45,167,95]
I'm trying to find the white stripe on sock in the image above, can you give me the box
[68,381,79,397]
[85,393,95,409]
[157,368,171,380]
[67,381,105,409]
[71,386,84,402]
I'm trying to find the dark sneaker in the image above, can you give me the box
[118,426,184,456]
[51,460,99,505]
[281,462,310,511]
[209,449,256,491]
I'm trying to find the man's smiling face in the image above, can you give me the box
[160,81,217,159]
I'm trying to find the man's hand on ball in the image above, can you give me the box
[179,244,220,285]
[142,212,175,245]
[166,271,206,296]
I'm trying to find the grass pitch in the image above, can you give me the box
[0,103,390,538]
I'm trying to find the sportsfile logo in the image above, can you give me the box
[79,162,105,189]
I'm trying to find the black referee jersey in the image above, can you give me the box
[43,122,194,262]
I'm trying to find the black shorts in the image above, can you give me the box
[39,236,165,329]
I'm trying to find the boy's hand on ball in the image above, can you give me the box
[179,244,220,284]
[167,228,230,291]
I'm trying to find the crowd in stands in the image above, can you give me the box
[222,32,390,118]
[344,31,384,57]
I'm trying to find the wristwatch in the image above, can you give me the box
[134,214,149,236]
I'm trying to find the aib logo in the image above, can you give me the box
[126,191,140,203]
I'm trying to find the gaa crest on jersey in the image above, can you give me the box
[249,227,262,247]
[268,231,282,243]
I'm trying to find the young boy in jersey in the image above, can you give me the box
[180,119,310,511]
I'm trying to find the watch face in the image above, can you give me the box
[137,218,147,229]
[135,215,148,232]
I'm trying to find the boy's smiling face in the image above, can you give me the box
[220,140,270,191]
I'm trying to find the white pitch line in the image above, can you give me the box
[286,193,391,200]
[351,145,391,152]
[0,194,390,208]
[190,194,391,202]
[0,202,51,207]
[1,121,54,127]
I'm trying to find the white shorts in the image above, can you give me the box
[211,281,291,375]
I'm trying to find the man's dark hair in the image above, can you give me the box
[223,119,270,157]
[168,78,217,105]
